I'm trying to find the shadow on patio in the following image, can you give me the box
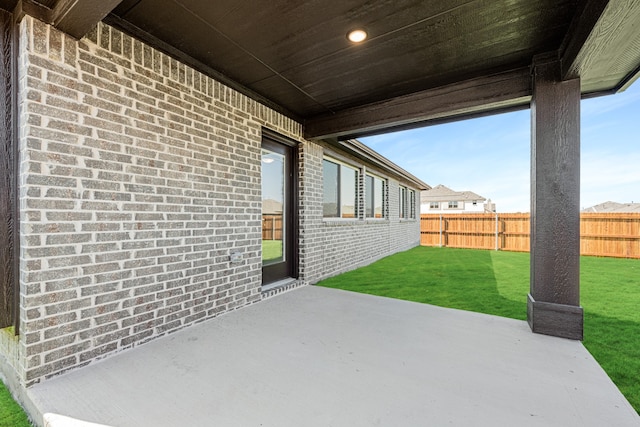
[26,286,639,427]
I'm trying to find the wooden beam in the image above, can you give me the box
[559,0,610,80]
[47,0,124,39]
[561,0,640,94]
[303,67,532,140]
[0,1,18,13]
[10,0,124,39]
[528,58,583,340]
[0,9,17,331]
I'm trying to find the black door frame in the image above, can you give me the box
[261,130,298,285]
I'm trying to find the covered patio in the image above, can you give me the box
[26,286,639,426]
[0,1,640,425]
[2,0,640,343]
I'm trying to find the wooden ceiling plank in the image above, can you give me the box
[51,0,124,39]
[261,1,573,109]
[0,1,18,12]
[304,67,532,140]
[570,0,640,94]
[559,0,609,79]
[558,0,637,83]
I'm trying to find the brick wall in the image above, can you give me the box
[299,142,421,282]
[15,17,304,385]
[3,16,421,387]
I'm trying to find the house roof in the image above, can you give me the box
[336,139,430,191]
[2,1,639,141]
[262,199,283,214]
[581,201,640,213]
[420,185,486,203]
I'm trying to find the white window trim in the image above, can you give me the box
[409,189,416,219]
[323,156,361,221]
[365,172,387,220]
[398,186,417,220]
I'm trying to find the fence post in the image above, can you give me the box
[494,213,498,251]
[439,215,443,247]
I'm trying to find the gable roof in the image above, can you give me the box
[581,201,640,213]
[420,185,486,203]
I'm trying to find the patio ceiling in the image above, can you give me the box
[3,0,640,139]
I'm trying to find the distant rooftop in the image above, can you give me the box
[420,185,486,203]
[581,201,640,213]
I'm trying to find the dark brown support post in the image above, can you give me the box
[0,9,17,332]
[528,56,583,340]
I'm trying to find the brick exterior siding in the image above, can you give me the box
[0,16,421,386]
[300,145,421,281]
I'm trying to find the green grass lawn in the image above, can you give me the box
[262,239,283,263]
[317,246,640,413]
[0,381,31,427]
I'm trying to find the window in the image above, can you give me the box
[399,186,407,218]
[399,186,415,219]
[399,186,416,219]
[429,202,439,209]
[366,174,386,219]
[323,159,359,219]
[409,190,416,219]
[323,160,339,217]
[448,201,459,209]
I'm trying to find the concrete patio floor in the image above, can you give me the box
[25,286,640,427]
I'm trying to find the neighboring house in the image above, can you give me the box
[0,17,429,395]
[420,185,495,214]
[581,202,640,213]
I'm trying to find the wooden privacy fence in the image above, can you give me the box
[420,213,640,259]
[262,214,283,240]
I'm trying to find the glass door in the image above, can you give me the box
[261,136,296,285]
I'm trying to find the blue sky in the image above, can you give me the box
[361,80,640,212]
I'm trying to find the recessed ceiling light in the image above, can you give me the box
[347,29,367,43]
